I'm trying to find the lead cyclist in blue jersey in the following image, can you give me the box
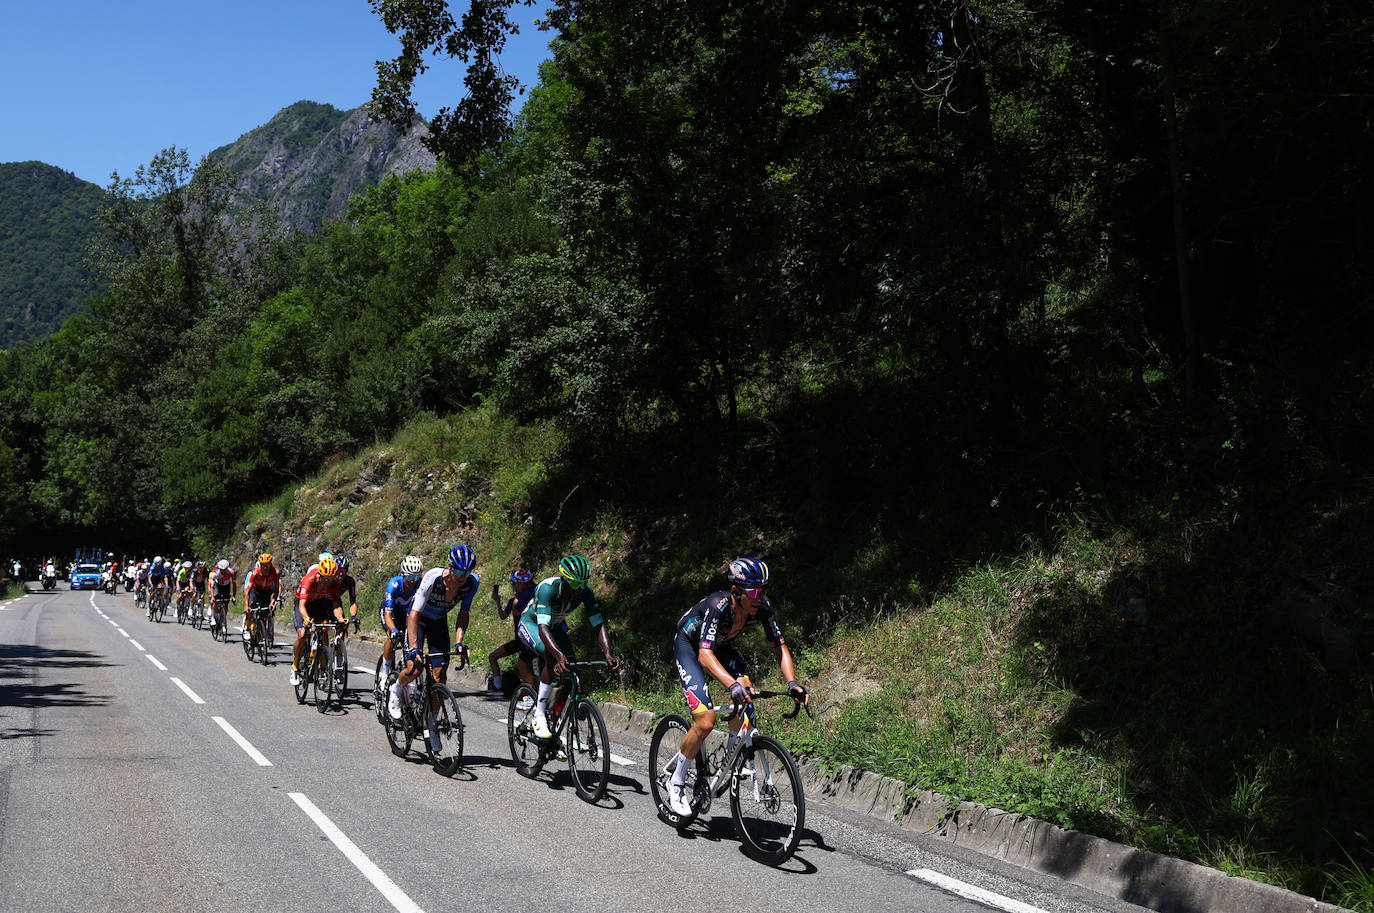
[390,546,480,716]
[666,557,809,816]
[517,554,621,739]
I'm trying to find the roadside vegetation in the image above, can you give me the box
[0,1,1370,906]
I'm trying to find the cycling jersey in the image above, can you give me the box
[381,575,420,627]
[340,573,357,606]
[295,567,341,607]
[523,576,604,628]
[150,566,172,585]
[176,567,191,586]
[677,591,784,651]
[410,568,479,622]
[246,564,279,594]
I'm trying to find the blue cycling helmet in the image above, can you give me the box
[448,545,476,573]
[727,557,770,588]
[509,567,534,583]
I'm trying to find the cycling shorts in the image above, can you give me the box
[247,588,274,610]
[408,614,452,671]
[295,597,337,628]
[673,634,747,716]
[516,615,574,659]
[213,582,233,601]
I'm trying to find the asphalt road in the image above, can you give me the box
[0,586,1154,913]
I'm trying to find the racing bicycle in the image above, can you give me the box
[378,647,466,776]
[241,604,275,665]
[507,660,612,804]
[648,690,808,865]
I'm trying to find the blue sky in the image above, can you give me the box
[0,0,554,186]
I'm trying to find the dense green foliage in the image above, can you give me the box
[0,163,104,347]
[2,0,1373,899]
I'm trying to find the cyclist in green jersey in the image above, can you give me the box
[515,555,620,738]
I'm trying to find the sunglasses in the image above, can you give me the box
[402,574,421,584]
[738,586,767,600]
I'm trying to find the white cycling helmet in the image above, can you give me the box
[400,555,423,577]
[153,556,163,565]
[182,561,192,569]
[217,559,230,570]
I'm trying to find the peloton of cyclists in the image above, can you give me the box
[664,557,809,817]
[517,555,621,740]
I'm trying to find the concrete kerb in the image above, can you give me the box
[345,636,1348,913]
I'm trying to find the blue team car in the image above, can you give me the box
[70,564,103,590]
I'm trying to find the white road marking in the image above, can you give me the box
[117,628,129,638]
[290,793,424,913]
[128,639,144,651]
[610,753,635,766]
[108,619,119,627]
[906,869,1049,913]
[169,677,205,704]
[213,716,272,766]
[146,654,168,671]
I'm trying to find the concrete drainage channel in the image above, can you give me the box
[343,635,1345,913]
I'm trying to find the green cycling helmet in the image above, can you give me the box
[558,554,591,587]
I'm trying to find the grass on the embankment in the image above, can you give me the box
[222,405,1374,909]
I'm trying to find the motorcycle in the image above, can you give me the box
[103,572,118,595]
[41,565,57,589]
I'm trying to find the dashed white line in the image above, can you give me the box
[907,869,1049,913]
[169,677,205,704]
[290,793,424,913]
[146,655,168,671]
[128,639,144,651]
[116,628,130,638]
[213,716,273,766]
[107,619,119,627]
[609,753,635,767]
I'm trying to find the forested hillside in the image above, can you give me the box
[1,1,1371,904]
[0,163,103,347]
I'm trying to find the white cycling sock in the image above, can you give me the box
[536,681,552,714]
[671,752,691,786]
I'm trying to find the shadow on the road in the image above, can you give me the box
[0,645,114,710]
[661,814,823,873]
[0,727,57,740]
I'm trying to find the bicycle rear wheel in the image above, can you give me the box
[241,620,255,660]
[426,684,464,776]
[729,734,805,865]
[333,640,349,697]
[313,644,335,713]
[176,598,187,625]
[648,713,708,828]
[507,684,544,777]
[568,698,610,803]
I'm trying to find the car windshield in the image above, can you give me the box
[77,565,99,574]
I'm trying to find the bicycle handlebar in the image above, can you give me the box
[718,688,812,721]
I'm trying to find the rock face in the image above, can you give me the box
[209,100,438,235]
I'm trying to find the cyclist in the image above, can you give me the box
[388,545,479,720]
[664,557,809,817]
[209,559,237,636]
[148,557,172,617]
[516,555,620,740]
[134,561,151,606]
[379,555,424,687]
[337,556,361,633]
[174,560,194,615]
[290,556,347,686]
[243,553,280,643]
[485,567,538,698]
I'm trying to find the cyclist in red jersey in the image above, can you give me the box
[243,553,281,642]
[290,556,347,686]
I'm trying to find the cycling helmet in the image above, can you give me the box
[258,552,272,565]
[336,556,349,573]
[217,559,230,571]
[400,555,423,577]
[318,556,340,578]
[727,557,770,589]
[318,551,333,563]
[182,561,192,570]
[558,555,591,587]
[196,560,205,568]
[509,567,534,584]
[448,545,476,573]
[153,556,163,565]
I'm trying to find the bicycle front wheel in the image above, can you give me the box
[426,684,464,776]
[294,650,313,704]
[648,713,708,828]
[568,698,610,803]
[507,684,543,777]
[729,734,805,865]
[258,619,271,665]
[241,620,255,660]
[373,654,389,727]
[313,644,335,713]
[334,640,349,697]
